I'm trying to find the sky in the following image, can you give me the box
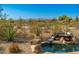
[1,4,79,19]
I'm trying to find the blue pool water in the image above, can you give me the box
[41,43,79,53]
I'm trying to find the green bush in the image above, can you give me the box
[0,24,16,41]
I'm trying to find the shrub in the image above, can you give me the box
[30,27,42,36]
[8,43,21,53]
[0,24,16,41]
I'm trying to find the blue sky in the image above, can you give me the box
[1,4,79,19]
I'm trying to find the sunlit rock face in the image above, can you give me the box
[50,31,75,44]
[30,39,42,53]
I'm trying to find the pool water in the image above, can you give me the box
[41,43,79,53]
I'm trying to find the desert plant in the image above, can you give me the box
[0,24,16,41]
[8,43,21,53]
[30,27,42,36]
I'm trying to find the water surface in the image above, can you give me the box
[41,43,79,53]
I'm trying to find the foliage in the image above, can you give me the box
[0,5,3,19]
[0,15,78,42]
[58,15,71,22]
[30,27,42,36]
[76,16,79,21]
[0,23,16,41]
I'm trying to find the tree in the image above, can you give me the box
[58,15,70,22]
[69,18,72,22]
[0,5,3,19]
[58,16,63,21]
[0,5,8,20]
[76,16,79,21]
[58,15,71,32]
[2,13,8,20]
[17,17,25,27]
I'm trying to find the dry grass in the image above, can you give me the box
[0,43,32,54]
[8,43,21,53]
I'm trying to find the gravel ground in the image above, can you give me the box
[0,42,79,54]
[0,42,33,54]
